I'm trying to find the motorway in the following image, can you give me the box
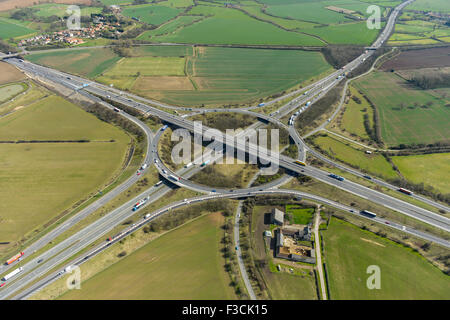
[9,187,449,300]
[1,0,448,300]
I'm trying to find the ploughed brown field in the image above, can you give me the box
[380,47,450,70]
[0,62,25,84]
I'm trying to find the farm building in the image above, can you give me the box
[282,225,312,241]
[274,227,315,264]
[271,208,284,225]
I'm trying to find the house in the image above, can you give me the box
[271,208,284,225]
[281,225,311,241]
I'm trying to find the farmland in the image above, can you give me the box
[27,48,121,78]
[250,205,318,300]
[353,71,450,147]
[121,4,183,26]
[0,17,36,39]
[380,47,450,70]
[0,94,130,255]
[59,212,237,300]
[0,0,92,12]
[407,0,450,12]
[285,205,315,225]
[388,9,450,46]
[322,217,450,299]
[311,133,398,180]
[392,153,450,195]
[0,62,26,84]
[28,45,332,106]
[335,86,374,141]
[0,82,27,104]
[150,5,324,46]
[32,3,102,18]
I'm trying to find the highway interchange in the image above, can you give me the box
[0,0,449,300]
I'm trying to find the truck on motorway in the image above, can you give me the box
[305,101,311,107]
[140,163,148,171]
[132,196,150,211]
[398,188,413,195]
[161,125,168,131]
[294,160,306,166]
[329,173,344,181]
[113,107,120,112]
[258,103,265,107]
[2,267,23,281]
[360,210,377,218]
[155,180,163,187]
[5,252,24,265]
[184,162,193,168]
[168,174,180,182]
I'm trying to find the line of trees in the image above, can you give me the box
[409,72,450,90]
[321,45,365,69]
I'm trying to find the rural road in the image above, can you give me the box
[314,208,327,300]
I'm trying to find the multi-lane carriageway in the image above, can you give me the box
[10,57,449,233]
[1,0,449,299]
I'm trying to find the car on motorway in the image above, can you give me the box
[0,283,5,288]
[37,259,43,263]
[363,175,372,180]
[162,169,167,174]
[211,189,216,192]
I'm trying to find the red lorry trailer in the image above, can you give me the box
[398,188,413,195]
[5,252,24,265]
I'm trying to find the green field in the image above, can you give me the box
[138,15,205,39]
[354,71,450,147]
[150,5,324,46]
[408,0,450,12]
[60,212,236,299]
[27,48,121,78]
[122,4,183,26]
[29,45,331,106]
[322,217,450,299]
[0,95,130,253]
[250,205,318,300]
[32,4,102,18]
[104,56,185,76]
[0,82,27,104]
[265,271,318,300]
[338,86,374,141]
[265,2,354,24]
[392,153,450,194]
[305,21,382,45]
[312,134,398,180]
[286,205,315,225]
[174,46,332,105]
[0,17,36,39]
